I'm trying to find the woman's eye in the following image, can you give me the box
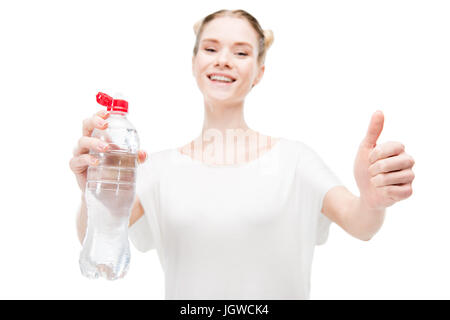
[205,48,216,52]
[236,52,248,56]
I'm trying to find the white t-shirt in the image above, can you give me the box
[128,137,342,299]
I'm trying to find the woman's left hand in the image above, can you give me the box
[353,111,415,210]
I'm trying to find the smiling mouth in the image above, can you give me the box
[207,74,236,83]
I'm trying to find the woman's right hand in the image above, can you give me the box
[69,110,147,193]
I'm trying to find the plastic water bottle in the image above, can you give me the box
[79,92,139,280]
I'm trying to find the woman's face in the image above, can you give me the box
[192,16,265,105]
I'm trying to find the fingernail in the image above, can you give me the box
[101,111,110,119]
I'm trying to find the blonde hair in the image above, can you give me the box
[193,9,274,64]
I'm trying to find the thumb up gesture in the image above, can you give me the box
[354,111,415,210]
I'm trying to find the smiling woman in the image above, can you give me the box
[70,8,415,300]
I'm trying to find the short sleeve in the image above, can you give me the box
[296,142,342,246]
[128,154,158,253]
[129,213,155,252]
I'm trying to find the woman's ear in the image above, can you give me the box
[252,64,265,87]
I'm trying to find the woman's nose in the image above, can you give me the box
[214,49,232,69]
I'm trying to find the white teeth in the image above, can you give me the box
[209,75,234,82]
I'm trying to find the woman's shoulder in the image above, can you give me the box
[277,138,328,167]
[277,137,313,153]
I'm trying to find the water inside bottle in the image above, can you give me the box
[79,151,138,280]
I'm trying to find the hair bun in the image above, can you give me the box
[193,19,202,35]
[263,29,274,50]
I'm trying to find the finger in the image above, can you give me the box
[369,141,405,164]
[382,183,413,201]
[73,136,110,156]
[371,169,415,187]
[96,109,110,119]
[137,150,147,164]
[69,154,98,174]
[362,110,384,148]
[82,111,110,137]
[368,153,415,176]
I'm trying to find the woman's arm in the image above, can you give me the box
[76,194,88,245]
[129,196,145,227]
[322,186,385,241]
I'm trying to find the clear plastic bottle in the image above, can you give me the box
[79,92,139,280]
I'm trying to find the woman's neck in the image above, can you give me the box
[201,99,250,135]
[178,99,277,166]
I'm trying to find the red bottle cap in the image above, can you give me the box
[96,92,128,113]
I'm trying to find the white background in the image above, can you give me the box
[0,0,448,299]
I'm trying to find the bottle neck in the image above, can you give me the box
[109,110,128,117]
